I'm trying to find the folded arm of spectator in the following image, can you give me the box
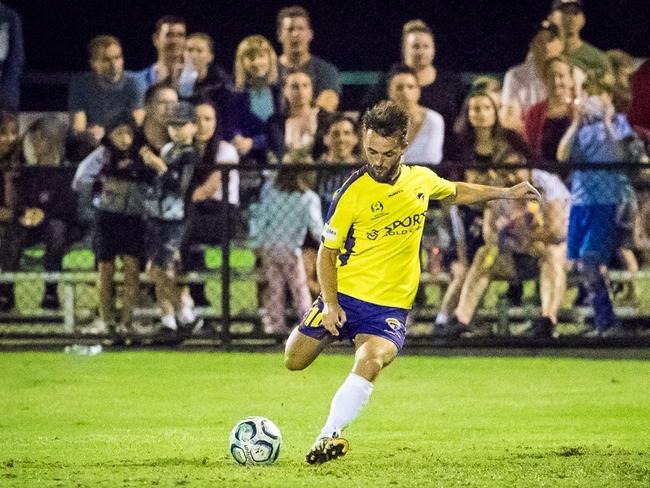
[72,146,109,192]
[315,90,339,113]
[192,170,221,202]
[139,146,167,175]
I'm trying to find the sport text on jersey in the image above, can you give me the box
[366,211,427,240]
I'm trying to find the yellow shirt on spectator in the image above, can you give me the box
[321,164,456,309]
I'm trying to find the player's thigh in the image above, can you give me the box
[352,334,399,381]
[284,328,333,371]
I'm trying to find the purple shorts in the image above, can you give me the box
[298,293,408,351]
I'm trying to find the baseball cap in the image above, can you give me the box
[164,101,197,125]
[551,0,584,11]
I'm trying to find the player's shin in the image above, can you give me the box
[318,372,373,439]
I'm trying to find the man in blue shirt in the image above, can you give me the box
[135,16,187,91]
[68,35,145,145]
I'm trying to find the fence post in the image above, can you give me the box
[221,166,232,346]
[62,278,75,334]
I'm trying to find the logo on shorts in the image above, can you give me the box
[371,201,384,213]
[385,318,402,330]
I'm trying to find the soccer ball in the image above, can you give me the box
[229,416,282,465]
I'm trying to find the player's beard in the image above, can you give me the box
[367,162,401,183]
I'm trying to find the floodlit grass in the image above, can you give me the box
[1,352,648,487]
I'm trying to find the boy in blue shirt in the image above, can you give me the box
[557,70,636,337]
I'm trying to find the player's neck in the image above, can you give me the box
[388,165,402,184]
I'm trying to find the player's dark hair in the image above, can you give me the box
[362,101,409,144]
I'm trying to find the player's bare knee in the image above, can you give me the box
[353,356,383,382]
[284,354,307,371]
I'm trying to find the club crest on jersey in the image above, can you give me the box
[414,187,425,201]
[371,201,384,213]
[385,318,402,330]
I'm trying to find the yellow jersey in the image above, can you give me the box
[321,164,456,309]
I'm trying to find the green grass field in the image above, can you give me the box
[1,352,649,487]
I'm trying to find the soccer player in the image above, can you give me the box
[284,101,540,464]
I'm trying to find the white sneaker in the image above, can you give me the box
[80,318,109,335]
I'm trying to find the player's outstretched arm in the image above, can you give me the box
[316,245,347,336]
[443,181,540,206]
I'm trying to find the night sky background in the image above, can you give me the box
[6,0,650,109]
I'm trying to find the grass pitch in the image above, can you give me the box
[1,351,649,487]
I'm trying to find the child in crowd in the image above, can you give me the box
[249,157,323,335]
[557,70,641,336]
[73,111,148,338]
[140,101,201,341]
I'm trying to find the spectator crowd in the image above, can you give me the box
[0,1,649,342]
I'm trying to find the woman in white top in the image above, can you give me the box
[387,65,444,164]
[267,70,331,162]
[181,101,240,307]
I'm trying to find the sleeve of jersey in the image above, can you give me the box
[423,167,457,200]
[321,188,355,250]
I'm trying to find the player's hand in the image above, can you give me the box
[322,301,346,336]
[507,181,540,201]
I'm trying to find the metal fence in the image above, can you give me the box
[1,161,650,345]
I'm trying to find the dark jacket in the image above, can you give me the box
[222,83,283,164]
[15,166,78,224]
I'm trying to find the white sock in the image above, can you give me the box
[435,312,448,325]
[178,306,195,325]
[161,314,177,331]
[181,293,194,308]
[318,373,374,440]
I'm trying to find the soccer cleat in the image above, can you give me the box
[305,436,349,465]
[150,325,183,346]
[177,317,204,341]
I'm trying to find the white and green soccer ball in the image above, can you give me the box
[229,416,282,465]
